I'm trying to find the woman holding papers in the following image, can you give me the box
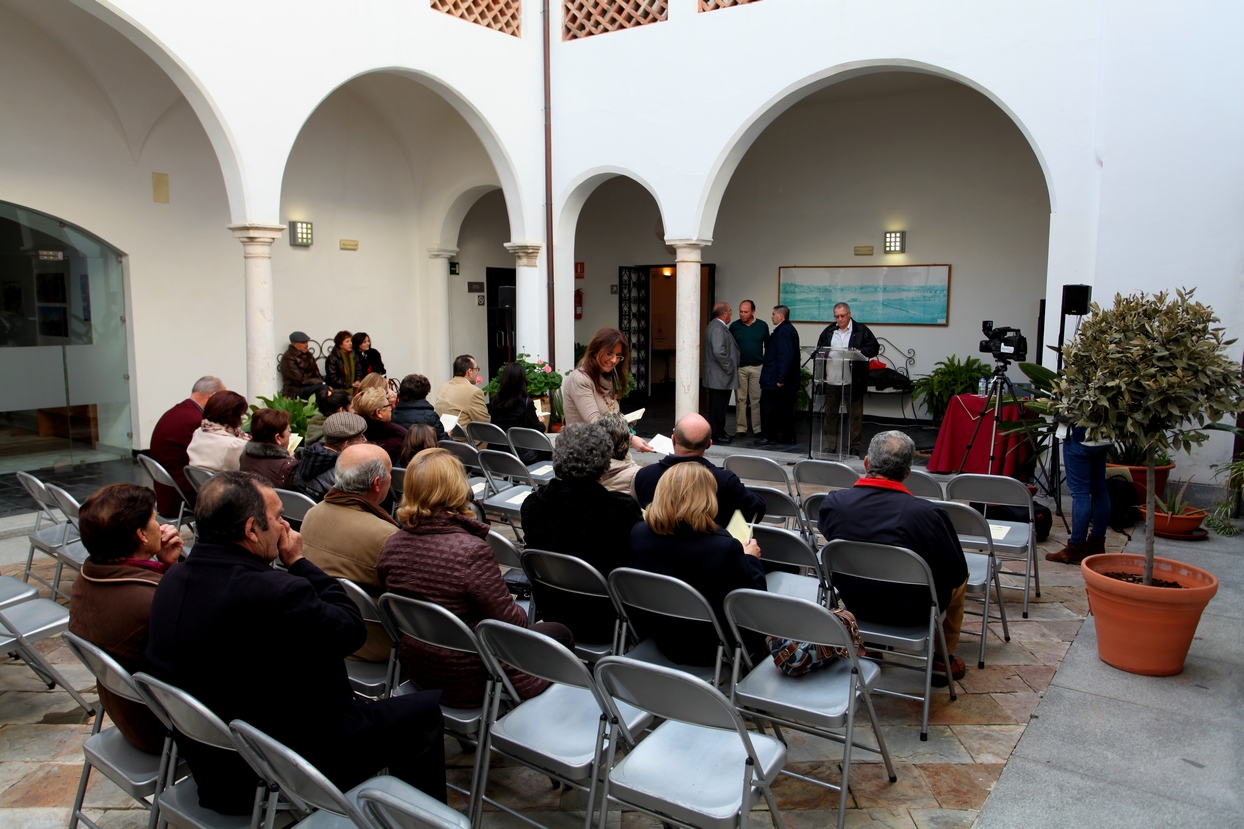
[629,463,766,666]
[563,327,654,453]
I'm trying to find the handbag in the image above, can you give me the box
[765,607,867,677]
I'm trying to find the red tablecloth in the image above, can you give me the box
[926,393,1032,476]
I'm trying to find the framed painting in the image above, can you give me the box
[778,264,951,326]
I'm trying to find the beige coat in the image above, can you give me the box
[300,499,398,662]
[186,427,247,472]
[434,376,490,444]
[562,367,619,424]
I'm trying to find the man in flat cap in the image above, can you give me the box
[280,331,330,400]
[295,412,369,501]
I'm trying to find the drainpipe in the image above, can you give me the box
[542,0,557,363]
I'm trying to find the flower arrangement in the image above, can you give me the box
[482,354,564,397]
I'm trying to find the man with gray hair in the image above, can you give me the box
[702,301,740,444]
[817,430,969,685]
[148,375,225,514]
[300,444,398,662]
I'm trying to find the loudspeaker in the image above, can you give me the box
[498,286,515,309]
[1062,284,1091,316]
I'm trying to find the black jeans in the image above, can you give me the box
[706,387,732,436]
[760,386,796,443]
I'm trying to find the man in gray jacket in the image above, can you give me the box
[703,302,741,444]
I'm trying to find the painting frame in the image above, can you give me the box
[778,264,952,326]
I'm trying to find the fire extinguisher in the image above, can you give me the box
[574,288,583,320]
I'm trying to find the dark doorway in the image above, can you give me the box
[485,267,516,380]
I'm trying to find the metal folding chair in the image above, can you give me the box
[506,426,557,483]
[15,470,80,597]
[594,656,787,829]
[274,488,317,530]
[0,575,37,611]
[933,500,1012,668]
[437,440,500,499]
[358,785,472,829]
[389,466,405,496]
[465,421,512,453]
[486,531,531,617]
[137,455,197,537]
[43,484,91,599]
[748,524,828,605]
[820,540,957,741]
[521,549,619,662]
[944,473,1041,618]
[802,492,827,547]
[723,455,794,497]
[903,469,944,500]
[184,466,217,493]
[475,450,537,541]
[791,459,857,501]
[745,485,809,537]
[336,579,400,699]
[0,600,95,714]
[723,589,896,829]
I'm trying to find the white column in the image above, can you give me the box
[228,224,284,401]
[671,241,707,420]
[504,242,546,359]
[426,247,458,390]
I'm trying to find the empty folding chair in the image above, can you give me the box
[390,466,406,496]
[594,656,787,829]
[475,450,537,541]
[903,469,944,500]
[745,485,809,537]
[486,531,531,617]
[944,473,1040,619]
[473,620,652,828]
[274,488,316,531]
[749,524,828,605]
[437,440,499,499]
[358,785,472,829]
[0,600,94,714]
[229,719,468,829]
[723,589,896,829]
[64,632,185,829]
[15,470,79,596]
[337,579,400,699]
[0,575,37,611]
[933,500,1011,668]
[465,421,512,454]
[723,455,794,497]
[137,454,196,537]
[608,568,735,687]
[43,484,91,599]
[791,459,858,501]
[521,549,619,662]
[184,465,217,493]
[820,540,956,741]
[506,426,557,483]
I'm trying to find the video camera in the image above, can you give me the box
[979,320,1027,363]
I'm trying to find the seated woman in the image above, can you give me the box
[398,424,439,467]
[520,421,643,644]
[186,391,249,472]
[354,386,406,465]
[391,374,448,442]
[486,362,548,464]
[239,408,299,489]
[629,462,766,666]
[352,331,386,378]
[68,484,184,753]
[305,390,352,446]
[596,412,641,494]
[325,330,364,391]
[358,371,397,408]
[377,448,572,708]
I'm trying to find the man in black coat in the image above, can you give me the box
[818,430,969,684]
[633,413,766,526]
[756,305,801,449]
[146,472,445,814]
[815,302,880,455]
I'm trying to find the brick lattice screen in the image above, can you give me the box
[431,0,522,37]
[563,0,668,40]
[700,0,761,10]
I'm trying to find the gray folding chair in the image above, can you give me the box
[745,485,809,537]
[358,785,472,829]
[0,575,37,610]
[0,600,94,714]
[506,427,557,483]
[607,568,734,687]
[933,500,1012,668]
[944,473,1040,618]
[229,719,465,829]
[137,454,196,537]
[791,459,858,501]
[64,632,185,829]
[336,579,400,699]
[390,466,406,496]
[465,420,512,453]
[723,590,896,829]
[723,455,794,497]
[44,484,91,598]
[486,531,531,617]
[594,656,787,829]
[748,524,829,605]
[437,440,499,499]
[475,450,537,541]
[903,469,944,500]
[802,492,827,546]
[132,673,276,829]
[15,470,80,597]
[184,465,217,493]
[820,540,956,741]
[473,620,652,829]
[520,549,619,662]
[274,488,317,530]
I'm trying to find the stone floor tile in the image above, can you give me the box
[998,621,1066,642]
[972,644,1041,667]
[0,691,96,726]
[953,665,1030,695]
[770,761,847,810]
[80,808,153,829]
[946,725,1025,764]
[0,724,93,762]
[874,727,972,764]
[914,763,1001,810]
[849,762,938,809]
[1012,664,1055,693]
[0,807,71,829]
[0,762,41,797]
[925,693,1014,726]
[988,692,1042,724]
[1021,640,1070,665]
[841,807,919,828]
[471,765,564,813]
[908,807,978,829]
[1009,600,1082,621]
[0,762,89,808]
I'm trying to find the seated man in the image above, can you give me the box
[69,484,184,754]
[279,331,330,400]
[817,430,969,684]
[301,444,399,662]
[146,472,445,814]
[633,413,766,527]
[148,375,223,514]
[295,412,368,501]
[433,354,490,445]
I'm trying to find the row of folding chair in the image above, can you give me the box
[15,471,88,600]
[464,421,556,485]
[0,575,95,716]
[136,454,197,538]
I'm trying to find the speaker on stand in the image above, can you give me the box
[498,286,516,364]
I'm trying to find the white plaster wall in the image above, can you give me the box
[452,189,512,378]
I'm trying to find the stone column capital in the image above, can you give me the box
[666,239,712,261]
[427,247,459,259]
[504,242,542,267]
[228,223,285,251]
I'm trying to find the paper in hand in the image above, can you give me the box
[624,408,646,424]
[439,413,460,434]
[647,434,675,456]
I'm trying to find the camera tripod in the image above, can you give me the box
[955,361,1026,475]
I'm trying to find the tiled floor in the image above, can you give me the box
[0,507,1107,829]
[0,459,148,520]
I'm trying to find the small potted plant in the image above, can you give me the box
[481,353,564,407]
[911,354,990,423]
[1139,478,1208,537]
[1107,440,1175,501]
[1050,288,1242,675]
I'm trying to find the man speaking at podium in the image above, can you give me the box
[816,302,879,455]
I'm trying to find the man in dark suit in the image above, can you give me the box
[816,302,880,455]
[633,413,766,527]
[702,302,740,444]
[146,472,445,814]
[147,376,223,515]
[756,305,801,449]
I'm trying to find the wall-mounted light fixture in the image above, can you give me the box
[884,231,906,254]
[289,221,313,247]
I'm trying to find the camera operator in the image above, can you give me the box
[816,302,879,455]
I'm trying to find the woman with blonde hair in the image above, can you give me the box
[358,371,397,407]
[354,385,406,465]
[377,449,572,707]
[629,462,765,665]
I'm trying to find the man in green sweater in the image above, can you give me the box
[729,299,769,439]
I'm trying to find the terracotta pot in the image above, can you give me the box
[1081,553,1218,676]
[550,422,563,434]
[1107,462,1174,503]
[1137,506,1208,535]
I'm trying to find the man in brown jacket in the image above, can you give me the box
[300,444,398,661]
[279,330,330,399]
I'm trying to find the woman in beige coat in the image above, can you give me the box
[186,391,249,472]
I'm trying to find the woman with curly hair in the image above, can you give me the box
[562,327,653,453]
[186,391,250,472]
[325,330,364,391]
[596,412,641,494]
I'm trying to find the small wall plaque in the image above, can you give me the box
[854,246,874,256]
[467,281,484,293]
[339,240,359,251]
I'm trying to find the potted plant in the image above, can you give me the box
[911,354,989,423]
[481,353,564,403]
[1050,288,1243,675]
[1138,478,1208,537]
[1107,440,1175,501]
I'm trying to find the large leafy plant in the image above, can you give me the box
[482,354,565,397]
[1050,288,1244,583]
[911,355,990,422]
[249,394,320,438]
